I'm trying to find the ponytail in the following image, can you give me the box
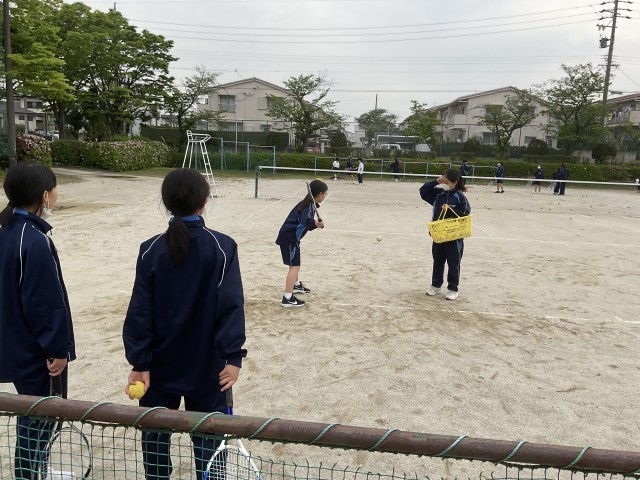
[165,215,190,266]
[0,205,13,227]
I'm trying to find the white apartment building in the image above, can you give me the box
[432,87,555,147]
[198,77,294,143]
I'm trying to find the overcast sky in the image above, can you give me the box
[71,0,640,126]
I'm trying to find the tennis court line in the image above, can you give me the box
[246,188,304,219]
[471,222,493,237]
[245,297,637,326]
[326,229,639,248]
[578,213,640,234]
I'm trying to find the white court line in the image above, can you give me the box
[579,213,640,234]
[246,188,304,219]
[471,222,493,237]
[246,296,637,326]
[326,229,639,248]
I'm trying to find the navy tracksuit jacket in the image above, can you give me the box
[0,209,76,479]
[275,202,319,247]
[0,210,76,382]
[420,181,471,292]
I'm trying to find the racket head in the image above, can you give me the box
[205,443,261,480]
[41,424,93,479]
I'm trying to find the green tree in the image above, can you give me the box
[404,101,441,151]
[476,89,537,159]
[354,108,397,146]
[535,64,608,154]
[6,0,74,133]
[526,138,549,155]
[328,130,348,148]
[591,142,617,163]
[163,66,224,143]
[52,6,175,138]
[266,74,344,153]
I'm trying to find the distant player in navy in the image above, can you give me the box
[345,156,355,184]
[554,163,569,195]
[420,169,471,301]
[276,180,328,307]
[391,158,400,181]
[495,162,505,193]
[460,159,469,177]
[123,168,247,480]
[533,164,544,193]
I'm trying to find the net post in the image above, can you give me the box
[246,143,250,173]
[255,166,261,198]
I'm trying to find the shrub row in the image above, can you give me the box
[52,140,171,171]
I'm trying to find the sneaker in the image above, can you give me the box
[293,282,310,294]
[426,286,441,296]
[495,191,500,193]
[500,190,505,193]
[281,295,305,308]
[445,290,459,301]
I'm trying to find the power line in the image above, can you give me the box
[127,5,599,31]
[131,13,597,38]
[153,19,596,44]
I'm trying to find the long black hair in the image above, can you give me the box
[296,179,328,213]
[0,163,57,227]
[442,168,467,192]
[161,169,210,266]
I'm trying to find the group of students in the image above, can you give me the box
[332,156,365,185]
[0,163,247,479]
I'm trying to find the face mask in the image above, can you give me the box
[40,194,52,220]
[436,183,451,191]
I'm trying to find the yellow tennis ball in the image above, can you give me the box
[376,236,382,242]
[129,381,146,399]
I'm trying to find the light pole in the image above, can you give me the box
[3,0,17,167]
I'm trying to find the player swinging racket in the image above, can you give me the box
[122,169,247,480]
[275,180,328,308]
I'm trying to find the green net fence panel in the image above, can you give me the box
[1,396,639,480]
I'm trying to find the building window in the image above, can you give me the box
[456,106,466,115]
[482,132,496,145]
[218,95,235,112]
[484,105,502,120]
[18,115,25,121]
[546,136,554,147]
[27,101,43,109]
[524,136,536,145]
[261,124,271,132]
[221,122,243,132]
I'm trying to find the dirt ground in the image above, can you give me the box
[1,168,638,477]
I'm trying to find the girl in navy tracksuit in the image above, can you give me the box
[420,169,471,301]
[275,180,328,308]
[122,169,247,480]
[0,163,76,479]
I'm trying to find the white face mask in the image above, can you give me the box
[40,194,52,220]
[436,183,451,191]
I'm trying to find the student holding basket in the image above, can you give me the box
[420,169,471,301]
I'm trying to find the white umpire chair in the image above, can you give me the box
[182,130,217,198]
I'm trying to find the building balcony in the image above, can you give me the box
[607,110,640,125]
[446,114,468,128]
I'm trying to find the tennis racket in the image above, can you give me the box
[203,389,262,480]
[525,180,533,188]
[39,374,93,480]
[306,181,322,223]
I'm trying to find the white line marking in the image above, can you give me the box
[471,222,493,237]
[579,213,640,234]
[246,297,637,325]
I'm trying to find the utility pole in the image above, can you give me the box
[602,0,619,107]
[3,0,16,167]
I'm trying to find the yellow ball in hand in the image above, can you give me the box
[129,381,146,399]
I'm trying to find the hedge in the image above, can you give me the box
[51,140,171,171]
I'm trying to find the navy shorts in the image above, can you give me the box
[496,179,504,184]
[280,243,301,266]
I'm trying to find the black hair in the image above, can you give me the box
[161,169,210,266]
[296,179,328,213]
[0,162,57,227]
[443,168,467,192]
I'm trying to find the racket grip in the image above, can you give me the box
[225,388,233,409]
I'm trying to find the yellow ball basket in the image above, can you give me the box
[427,206,473,243]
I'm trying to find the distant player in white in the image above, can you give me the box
[357,158,364,185]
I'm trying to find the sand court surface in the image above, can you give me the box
[1,167,638,476]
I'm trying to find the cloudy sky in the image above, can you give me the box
[72,0,640,126]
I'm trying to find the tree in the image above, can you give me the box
[52,6,175,138]
[535,64,608,154]
[591,143,617,163]
[476,89,537,159]
[526,138,549,155]
[354,109,397,146]
[328,130,348,148]
[403,101,441,151]
[163,66,224,143]
[266,74,344,152]
[7,0,74,134]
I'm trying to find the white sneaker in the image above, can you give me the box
[426,286,441,296]
[445,290,458,300]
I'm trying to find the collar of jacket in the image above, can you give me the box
[168,215,204,226]
[13,208,53,234]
